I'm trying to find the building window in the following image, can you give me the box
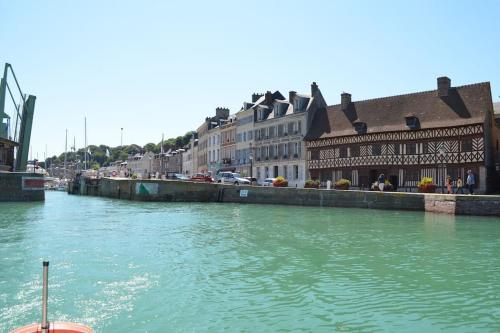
[339,146,348,158]
[257,167,261,179]
[462,139,472,152]
[342,169,351,180]
[283,165,288,179]
[277,124,283,137]
[294,165,299,180]
[422,142,430,154]
[265,166,269,178]
[293,142,299,157]
[372,144,382,156]
[393,144,400,155]
[405,116,420,130]
[350,145,360,157]
[406,143,417,155]
[269,126,275,138]
[274,165,278,177]
[311,149,319,160]
[405,169,420,181]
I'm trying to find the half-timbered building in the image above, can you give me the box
[305,77,498,193]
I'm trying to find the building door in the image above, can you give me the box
[389,175,398,190]
[369,169,378,185]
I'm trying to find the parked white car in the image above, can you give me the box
[259,178,276,186]
[216,172,251,185]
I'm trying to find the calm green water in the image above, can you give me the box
[1,192,499,332]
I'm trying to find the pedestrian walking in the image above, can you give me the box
[455,176,464,194]
[466,170,475,194]
[446,175,452,194]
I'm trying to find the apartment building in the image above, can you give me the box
[234,97,258,176]
[252,84,326,187]
[196,107,229,174]
[220,115,237,172]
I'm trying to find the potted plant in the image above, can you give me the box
[272,176,288,187]
[417,177,436,193]
[383,179,394,191]
[334,178,351,190]
[304,179,320,189]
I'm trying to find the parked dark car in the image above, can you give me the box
[167,173,190,180]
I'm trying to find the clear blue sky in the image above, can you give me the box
[1,0,499,159]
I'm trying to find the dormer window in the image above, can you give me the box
[273,103,288,117]
[294,97,309,113]
[405,115,420,130]
[353,120,367,135]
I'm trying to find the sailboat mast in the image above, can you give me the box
[161,133,164,175]
[64,129,67,179]
[84,117,87,170]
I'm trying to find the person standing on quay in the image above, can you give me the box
[455,176,464,194]
[378,173,385,191]
[446,175,452,194]
[466,170,475,195]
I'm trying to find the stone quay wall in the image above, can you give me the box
[69,177,500,217]
[0,172,45,201]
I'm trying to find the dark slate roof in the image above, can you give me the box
[305,82,493,140]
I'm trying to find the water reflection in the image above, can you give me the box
[1,193,499,332]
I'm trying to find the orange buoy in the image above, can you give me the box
[10,321,93,333]
[10,262,93,333]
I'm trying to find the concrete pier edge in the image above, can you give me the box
[0,172,45,201]
[69,177,500,217]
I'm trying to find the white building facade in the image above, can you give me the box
[235,101,257,176]
[127,151,155,178]
[207,126,221,176]
[252,89,317,187]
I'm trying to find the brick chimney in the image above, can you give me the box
[311,82,318,95]
[437,76,451,97]
[341,92,351,111]
[265,91,273,105]
[289,91,296,104]
[252,93,263,103]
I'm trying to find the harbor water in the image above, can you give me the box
[1,192,499,332]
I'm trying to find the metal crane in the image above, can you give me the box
[0,63,36,171]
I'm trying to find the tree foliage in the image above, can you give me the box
[45,131,196,168]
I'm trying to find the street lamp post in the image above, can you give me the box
[120,128,123,147]
[249,143,253,178]
[438,146,445,193]
[148,155,152,179]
